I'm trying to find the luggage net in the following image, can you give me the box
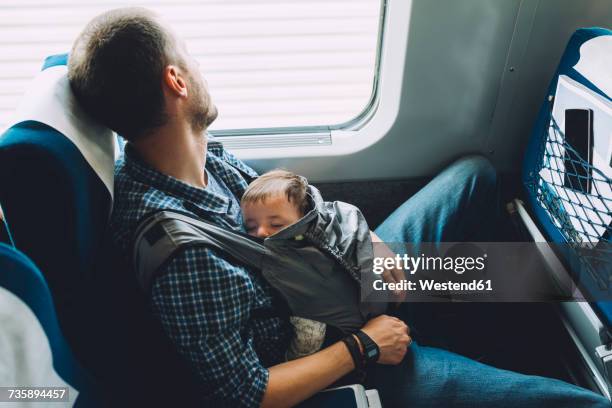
[525,98,611,290]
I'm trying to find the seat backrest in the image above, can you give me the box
[522,27,612,327]
[523,27,611,244]
[0,243,103,407]
[0,54,115,329]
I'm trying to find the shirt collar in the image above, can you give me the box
[123,143,230,214]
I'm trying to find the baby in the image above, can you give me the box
[241,169,309,240]
[241,169,390,360]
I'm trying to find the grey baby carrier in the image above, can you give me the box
[132,185,386,334]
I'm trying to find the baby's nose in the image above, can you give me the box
[257,226,270,238]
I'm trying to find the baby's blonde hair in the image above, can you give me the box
[242,169,309,214]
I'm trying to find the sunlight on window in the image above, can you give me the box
[0,0,381,131]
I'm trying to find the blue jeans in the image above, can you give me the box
[368,155,610,408]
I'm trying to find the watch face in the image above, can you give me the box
[367,348,378,359]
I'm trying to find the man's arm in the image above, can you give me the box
[262,314,410,408]
[152,246,411,408]
[263,340,354,407]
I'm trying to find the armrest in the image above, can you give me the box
[0,217,14,247]
[296,384,382,407]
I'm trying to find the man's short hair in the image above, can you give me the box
[241,169,310,214]
[68,8,175,141]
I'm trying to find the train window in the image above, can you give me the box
[0,0,384,133]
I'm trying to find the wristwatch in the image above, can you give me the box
[355,330,380,364]
[341,334,367,382]
[341,334,365,370]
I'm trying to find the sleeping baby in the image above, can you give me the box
[240,169,397,360]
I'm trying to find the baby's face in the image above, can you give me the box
[242,194,303,238]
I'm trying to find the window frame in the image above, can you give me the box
[211,0,412,160]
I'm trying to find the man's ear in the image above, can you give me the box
[163,65,188,98]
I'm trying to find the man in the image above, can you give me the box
[68,8,610,408]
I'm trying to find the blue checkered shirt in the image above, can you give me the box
[110,140,292,407]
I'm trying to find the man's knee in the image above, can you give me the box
[449,154,497,192]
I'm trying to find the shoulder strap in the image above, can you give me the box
[132,210,268,293]
[133,210,294,321]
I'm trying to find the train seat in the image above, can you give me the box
[0,243,103,406]
[517,27,612,397]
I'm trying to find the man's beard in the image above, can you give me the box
[188,79,218,132]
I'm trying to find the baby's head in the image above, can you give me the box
[241,169,309,238]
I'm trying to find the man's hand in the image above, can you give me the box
[361,314,411,365]
[262,314,412,407]
[370,231,408,304]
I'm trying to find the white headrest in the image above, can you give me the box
[573,35,612,98]
[6,64,117,197]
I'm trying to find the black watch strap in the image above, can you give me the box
[355,331,380,364]
[341,335,364,371]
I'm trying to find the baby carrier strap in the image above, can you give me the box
[133,210,269,292]
[132,210,289,320]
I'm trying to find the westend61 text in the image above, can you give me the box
[373,279,493,292]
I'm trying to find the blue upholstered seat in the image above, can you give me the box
[0,243,102,407]
[522,28,612,327]
[0,52,113,322]
[0,120,112,314]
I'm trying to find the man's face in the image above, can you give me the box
[163,20,218,131]
[183,51,218,131]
